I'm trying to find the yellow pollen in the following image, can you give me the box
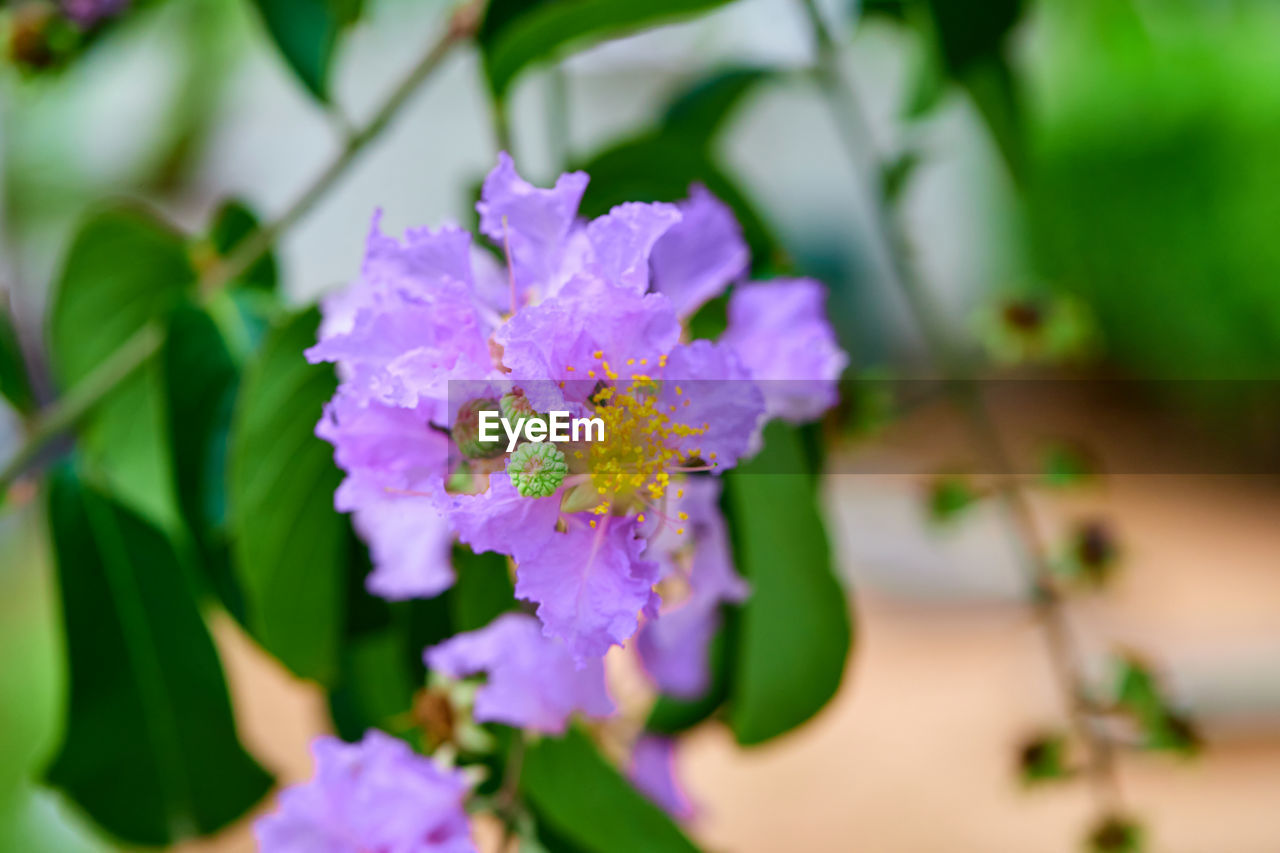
[626,359,635,365]
[658,354,668,367]
[640,358,648,365]
[676,528,685,535]
[675,386,683,395]
[589,519,597,528]
[678,511,689,521]
[592,350,604,359]
[587,370,596,378]
[637,514,646,523]
[676,489,684,498]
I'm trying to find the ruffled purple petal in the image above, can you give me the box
[444,472,561,564]
[649,185,749,318]
[476,152,589,301]
[255,731,475,853]
[426,613,614,734]
[316,392,451,511]
[495,274,681,411]
[628,735,695,821]
[585,202,682,293]
[657,339,765,471]
[638,479,747,697]
[514,517,661,663]
[720,278,848,422]
[354,494,455,600]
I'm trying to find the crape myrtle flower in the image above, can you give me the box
[255,730,475,853]
[307,153,847,668]
[425,612,614,734]
[628,735,696,821]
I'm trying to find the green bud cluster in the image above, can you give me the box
[452,398,504,459]
[509,442,568,497]
[499,388,547,433]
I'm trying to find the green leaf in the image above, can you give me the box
[44,467,271,845]
[724,421,852,744]
[449,547,516,632]
[1039,441,1097,489]
[1087,814,1145,853]
[329,629,417,742]
[921,0,1022,79]
[0,305,35,415]
[1112,655,1200,756]
[228,307,346,684]
[661,66,773,146]
[1017,732,1070,785]
[208,200,278,292]
[521,728,699,853]
[161,302,246,620]
[480,0,736,100]
[50,207,195,528]
[250,0,363,101]
[925,473,980,525]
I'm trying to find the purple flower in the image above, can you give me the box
[638,478,748,697]
[650,185,749,318]
[60,0,129,27]
[514,516,662,662]
[255,730,474,853]
[308,154,846,667]
[425,613,614,733]
[721,279,849,422]
[628,735,695,821]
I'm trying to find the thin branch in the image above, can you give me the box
[496,732,527,851]
[0,0,484,495]
[798,0,1124,813]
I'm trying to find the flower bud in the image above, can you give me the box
[509,442,567,497]
[451,398,503,459]
[499,387,546,431]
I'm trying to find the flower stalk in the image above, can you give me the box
[797,0,1125,815]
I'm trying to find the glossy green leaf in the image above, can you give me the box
[480,0,736,99]
[50,207,194,528]
[724,421,852,744]
[208,200,278,292]
[521,728,699,853]
[250,0,363,101]
[228,307,346,684]
[45,467,271,845]
[162,302,245,620]
[0,305,35,414]
[329,629,417,742]
[449,547,515,632]
[661,66,773,146]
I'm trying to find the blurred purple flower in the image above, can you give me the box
[426,612,614,733]
[307,154,845,667]
[61,0,128,27]
[629,735,696,821]
[255,730,474,853]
